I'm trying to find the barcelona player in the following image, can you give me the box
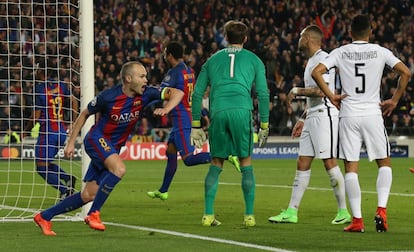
[147,42,239,201]
[33,61,183,235]
[24,66,78,200]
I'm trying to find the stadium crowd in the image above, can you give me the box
[1,0,414,142]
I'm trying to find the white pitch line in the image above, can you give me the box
[220,182,414,197]
[105,222,294,252]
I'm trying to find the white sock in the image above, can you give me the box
[377,166,392,208]
[345,172,362,218]
[327,166,347,210]
[288,170,311,210]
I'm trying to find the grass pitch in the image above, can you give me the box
[1,158,414,251]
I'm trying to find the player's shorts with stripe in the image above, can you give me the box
[299,112,338,159]
[83,131,118,184]
[35,132,67,162]
[208,108,253,158]
[339,115,390,162]
[168,127,195,156]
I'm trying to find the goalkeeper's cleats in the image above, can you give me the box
[243,215,256,227]
[375,207,388,232]
[147,190,168,200]
[344,217,365,232]
[331,209,352,224]
[34,213,56,236]
[227,155,240,172]
[201,215,221,227]
[84,211,106,231]
[268,208,298,223]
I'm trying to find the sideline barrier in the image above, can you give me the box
[0,135,410,160]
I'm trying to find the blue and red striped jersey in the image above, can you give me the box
[160,61,194,130]
[35,80,70,133]
[87,84,163,151]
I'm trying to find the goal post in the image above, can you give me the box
[0,0,94,222]
[79,0,94,218]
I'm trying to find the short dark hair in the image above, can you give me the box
[351,14,371,39]
[165,41,183,59]
[224,20,248,44]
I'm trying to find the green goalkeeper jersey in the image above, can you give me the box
[192,46,269,124]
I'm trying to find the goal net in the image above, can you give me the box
[0,0,92,222]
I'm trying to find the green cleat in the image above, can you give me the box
[268,208,298,223]
[147,190,168,200]
[228,155,240,172]
[202,215,221,227]
[331,209,352,224]
[244,215,256,227]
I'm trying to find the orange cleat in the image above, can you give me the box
[34,213,56,236]
[344,217,365,233]
[409,168,414,173]
[84,211,106,231]
[375,207,388,232]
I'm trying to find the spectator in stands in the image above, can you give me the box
[2,0,414,137]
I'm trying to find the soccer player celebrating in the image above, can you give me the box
[191,20,269,227]
[147,42,240,201]
[24,65,78,200]
[268,25,351,225]
[312,14,411,232]
[33,61,183,236]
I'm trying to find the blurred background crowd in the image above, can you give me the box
[1,0,414,144]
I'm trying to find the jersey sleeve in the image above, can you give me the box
[191,62,209,122]
[320,48,339,70]
[87,93,105,115]
[34,84,43,111]
[254,59,269,124]
[142,86,164,108]
[383,47,401,68]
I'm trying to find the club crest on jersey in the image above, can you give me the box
[111,110,140,124]
[133,100,141,106]
[163,75,171,82]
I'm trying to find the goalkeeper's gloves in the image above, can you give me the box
[190,120,207,148]
[258,122,269,148]
[31,122,40,138]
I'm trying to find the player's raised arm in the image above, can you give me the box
[153,87,184,116]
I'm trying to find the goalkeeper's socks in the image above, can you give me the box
[36,165,66,194]
[42,192,84,221]
[49,163,70,183]
[241,166,255,215]
[183,152,211,166]
[89,172,121,213]
[204,165,222,215]
[159,153,178,193]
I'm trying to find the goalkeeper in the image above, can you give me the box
[191,20,269,227]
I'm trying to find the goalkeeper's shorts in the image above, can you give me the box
[208,109,253,159]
